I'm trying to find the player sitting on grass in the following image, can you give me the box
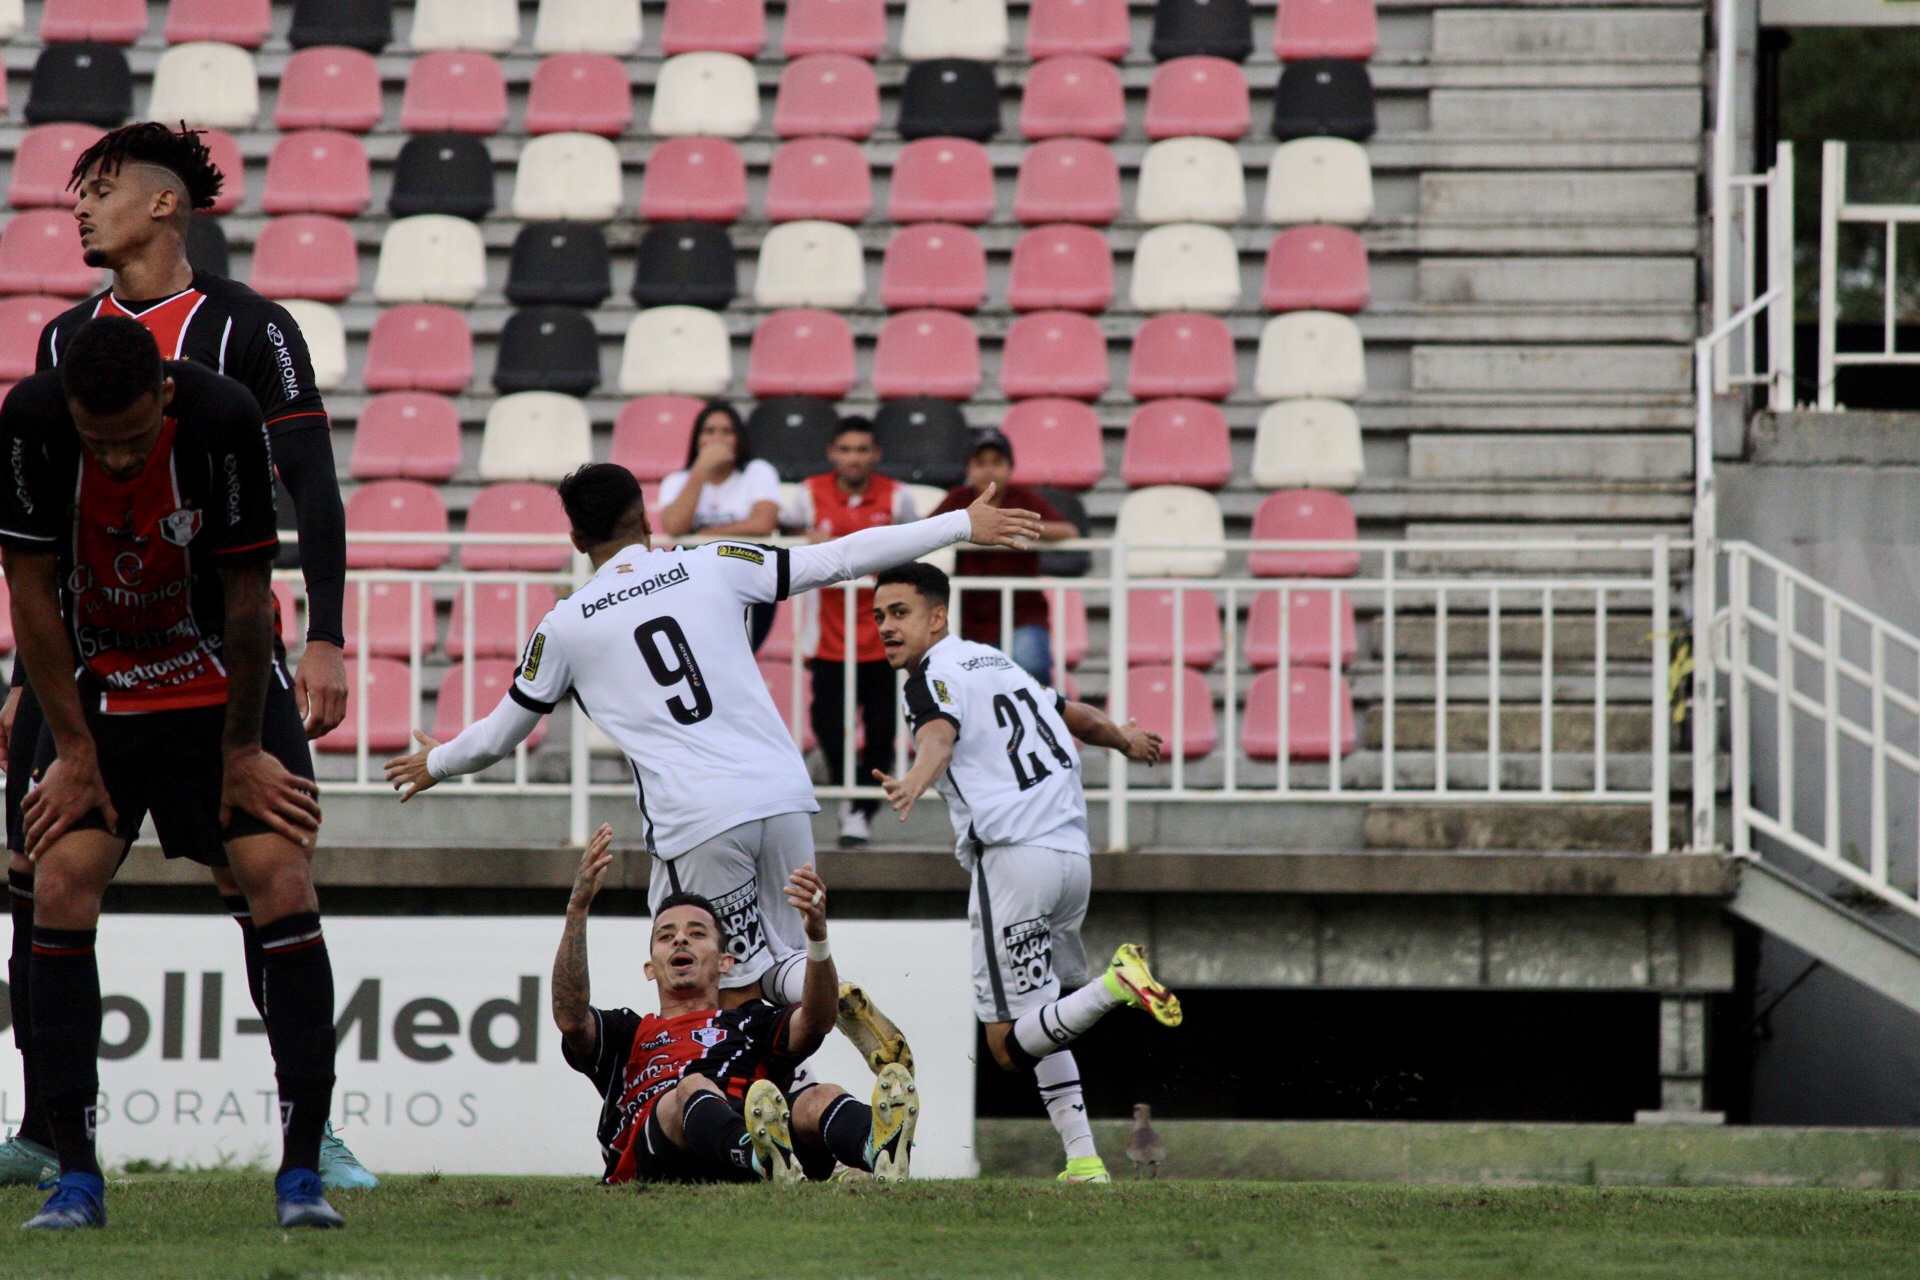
[553,824,918,1184]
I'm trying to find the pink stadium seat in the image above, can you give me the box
[276,47,384,133]
[315,658,414,755]
[611,395,702,481]
[661,0,766,56]
[196,130,245,215]
[1019,55,1125,141]
[10,125,103,208]
[1014,139,1120,225]
[760,660,818,753]
[446,586,561,660]
[462,482,572,572]
[1246,588,1358,669]
[1241,667,1357,761]
[1000,311,1108,400]
[1144,57,1250,141]
[348,392,464,482]
[345,480,450,570]
[758,597,801,661]
[774,55,879,139]
[1122,399,1232,489]
[0,577,13,651]
[872,309,980,400]
[526,54,633,137]
[363,304,474,394]
[166,0,271,46]
[41,0,147,44]
[889,138,995,225]
[0,211,98,297]
[1263,225,1371,313]
[248,215,358,303]
[1129,666,1216,759]
[1008,224,1112,313]
[879,223,987,311]
[272,580,293,644]
[765,138,872,224]
[0,297,61,383]
[783,0,886,58]
[1026,0,1130,59]
[434,660,550,748]
[1002,398,1104,490]
[747,309,858,398]
[1276,0,1379,61]
[640,137,748,224]
[341,580,437,659]
[1249,489,1361,578]
[1128,588,1224,669]
[401,51,509,136]
[1054,589,1089,667]
[262,130,370,217]
[1128,313,1237,400]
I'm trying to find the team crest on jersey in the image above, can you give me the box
[158,507,202,547]
[716,545,765,565]
[522,632,546,679]
[691,1026,728,1049]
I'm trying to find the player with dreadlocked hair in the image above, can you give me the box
[0,121,375,1193]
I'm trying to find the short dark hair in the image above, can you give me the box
[557,463,646,546]
[875,561,949,607]
[685,399,752,471]
[61,316,164,416]
[653,892,727,947]
[833,415,876,443]
[68,121,225,213]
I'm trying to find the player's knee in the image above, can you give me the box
[790,1082,843,1139]
[984,1023,1023,1074]
[7,850,30,876]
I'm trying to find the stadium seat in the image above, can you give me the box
[1013,138,1120,225]
[631,222,737,309]
[462,482,573,570]
[280,300,347,389]
[1272,59,1377,141]
[41,0,146,45]
[493,306,602,397]
[757,597,802,662]
[1128,313,1236,400]
[1150,0,1252,62]
[774,55,879,139]
[410,0,518,51]
[434,660,550,747]
[747,396,841,481]
[261,130,371,216]
[1051,589,1088,668]
[1265,137,1373,225]
[1249,488,1360,577]
[1007,224,1113,312]
[1277,0,1377,61]
[1130,224,1241,312]
[1036,486,1091,577]
[513,132,623,222]
[389,133,495,220]
[1026,0,1130,59]
[1252,399,1363,490]
[1128,667,1216,759]
[1137,137,1246,224]
[611,395,702,480]
[639,137,748,224]
[765,138,871,224]
[315,658,413,754]
[1241,666,1356,761]
[533,0,642,54]
[1128,589,1224,669]
[0,297,64,383]
[478,393,594,482]
[10,125,104,208]
[759,659,818,754]
[0,0,18,40]
[348,391,463,481]
[889,138,995,224]
[754,221,865,309]
[1247,588,1358,669]
[363,304,473,394]
[1263,225,1370,313]
[344,480,450,569]
[275,47,383,132]
[901,0,1007,60]
[446,587,561,660]
[507,221,612,307]
[783,0,884,58]
[1000,311,1107,400]
[192,129,245,215]
[1019,55,1125,141]
[248,215,358,302]
[650,52,760,137]
[341,580,437,659]
[147,42,257,130]
[1122,399,1231,489]
[1255,311,1365,400]
[872,310,980,400]
[618,306,732,396]
[1000,397,1104,490]
[872,398,971,487]
[185,213,228,276]
[1145,57,1250,141]
[896,59,1000,142]
[289,0,390,51]
[661,0,764,56]
[401,51,508,135]
[880,223,987,311]
[526,54,632,136]
[374,215,488,304]
[748,309,857,399]
[0,211,97,296]
[165,0,269,46]
[1116,486,1226,577]
[25,43,132,128]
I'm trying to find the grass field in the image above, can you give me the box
[0,1175,1916,1279]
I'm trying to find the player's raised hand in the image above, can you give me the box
[1116,719,1164,765]
[872,766,926,820]
[22,749,118,861]
[383,730,442,802]
[569,823,615,914]
[964,482,1045,550]
[221,747,323,849]
[784,862,829,941]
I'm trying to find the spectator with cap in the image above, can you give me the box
[658,399,784,648]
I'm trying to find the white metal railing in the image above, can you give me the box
[1710,142,1796,406]
[1815,139,1920,409]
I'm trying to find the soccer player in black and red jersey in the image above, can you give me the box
[554,824,919,1185]
[0,122,372,1190]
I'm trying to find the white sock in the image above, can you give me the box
[764,952,808,1005]
[1034,1050,1097,1161]
[1011,979,1121,1060]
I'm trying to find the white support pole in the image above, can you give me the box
[1653,536,1672,853]
[1106,540,1130,851]
[1818,141,1844,410]
[1710,0,1737,371]
[1771,142,1797,410]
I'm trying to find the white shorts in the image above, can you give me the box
[650,810,815,990]
[967,843,1091,1024]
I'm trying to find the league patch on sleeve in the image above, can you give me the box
[522,632,545,680]
[716,545,765,565]
[933,678,954,705]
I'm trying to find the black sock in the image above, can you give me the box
[257,912,335,1175]
[222,895,267,1018]
[680,1091,760,1182]
[8,870,50,1148]
[819,1092,875,1172]
[29,927,100,1178]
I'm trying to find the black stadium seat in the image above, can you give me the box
[874,399,971,488]
[1036,486,1092,578]
[1150,0,1253,62]
[24,43,132,127]
[506,222,612,308]
[897,59,1000,142]
[185,215,229,277]
[388,133,495,220]
[747,396,840,481]
[289,0,392,51]
[631,222,737,310]
[492,307,602,396]
[1271,59,1377,141]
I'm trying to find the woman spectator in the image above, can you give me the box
[657,400,784,649]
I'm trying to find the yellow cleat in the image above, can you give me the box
[867,1062,919,1183]
[1101,943,1183,1027]
[837,982,915,1075]
[1058,1156,1111,1184]
[746,1080,803,1184]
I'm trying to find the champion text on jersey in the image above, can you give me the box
[715,545,765,565]
[581,564,690,618]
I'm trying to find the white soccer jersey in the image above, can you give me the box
[903,634,1090,861]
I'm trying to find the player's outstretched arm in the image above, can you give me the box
[784,484,1045,596]
[384,694,544,800]
[218,559,324,847]
[1062,699,1163,765]
[873,719,958,821]
[552,823,614,1062]
[781,863,838,1056]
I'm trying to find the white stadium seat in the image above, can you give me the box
[1129,223,1240,313]
[278,300,347,390]
[619,306,733,397]
[650,52,760,138]
[899,0,1008,60]
[1252,399,1364,490]
[512,132,624,222]
[1116,486,1227,578]
[1255,311,1366,401]
[479,392,595,481]
[534,0,642,53]
[374,215,489,304]
[147,42,258,130]
[411,0,520,51]
[754,220,865,309]
[1265,137,1373,225]
[1136,137,1245,225]
[0,0,21,40]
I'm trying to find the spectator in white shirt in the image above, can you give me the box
[657,400,785,650]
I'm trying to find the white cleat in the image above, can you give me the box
[867,1062,919,1183]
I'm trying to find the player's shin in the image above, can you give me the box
[8,869,53,1152]
[680,1091,762,1182]
[28,927,103,1178]
[1034,1049,1098,1162]
[224,894,268,1017]
[816,1091,876,1172]
[257,912,336,1175]
[1009,979,1123,1062]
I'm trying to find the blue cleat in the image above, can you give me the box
[317,1124,378,1191]
[0,1132,58,1188]
[274,1168,345,1229]
[21,1172,106,1230]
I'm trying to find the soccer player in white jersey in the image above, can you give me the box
[870,562,1182,1185]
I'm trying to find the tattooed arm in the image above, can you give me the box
[553,824,614,1062]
